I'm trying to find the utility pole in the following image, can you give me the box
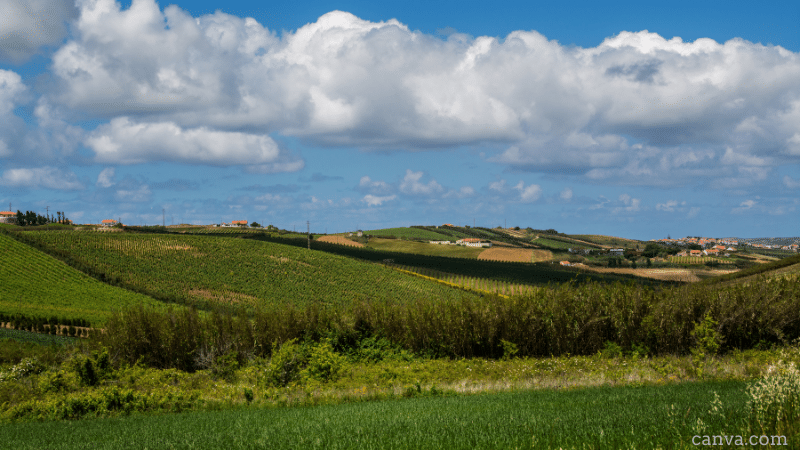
[46,206,49,222]
[162,209,165,227]
[307,220,310,250]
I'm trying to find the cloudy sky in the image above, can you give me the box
[1,0,799,239]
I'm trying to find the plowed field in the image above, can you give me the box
[571,265,739,282]
[317,235,364,247]
[477,247,535,263]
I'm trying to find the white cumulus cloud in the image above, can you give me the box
[29,0,800,189]
[0,0,78,62]
[0,166,83,190]
[85,117,296,168]
[362,194,396,206]
[399,170,444,196]
[96,167,115,187]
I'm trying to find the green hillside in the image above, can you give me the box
[12,230,483,310]
[0,232,167,325]
[361,227,456,241]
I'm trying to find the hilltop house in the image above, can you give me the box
[0,211,15,224]
[101,219,117,227]
[455,238,492,248]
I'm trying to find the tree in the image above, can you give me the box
[642,242,663,258]
[250,222,261,228]
[646,258,652,268]
[688,243,703,251]
[631,259,637,269]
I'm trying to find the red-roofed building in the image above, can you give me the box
[101,219,117,227]
[231,220,248,226]
[0,211,15,224]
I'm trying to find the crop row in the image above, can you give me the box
[12,230,484,311]
[388,264,536,297]
[670,256,729,265]
[0,231,166,325]
[362,227,455,241]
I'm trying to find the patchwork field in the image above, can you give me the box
[11,230,483,310]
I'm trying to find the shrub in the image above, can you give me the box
[262,339,305,387]
[301,340,346,383]
[747,358,800,437]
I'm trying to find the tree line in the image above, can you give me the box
[14,210,70,226]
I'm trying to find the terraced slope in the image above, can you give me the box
[14,230,483,310]
[0,232,166,325]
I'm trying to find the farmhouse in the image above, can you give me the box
[101,219,117,227]
[703,248,720,256]
[560,261,572,266]
[455,238,492,248]
[429,240,453,245]
[609,248,624,256]
[231,220,248,226]
[690,249,702,256]
[0,211,15,224]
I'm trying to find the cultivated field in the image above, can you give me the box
[316,235,364,247]
[477,247,534,263]
[574,265,738,282]
[361,227,455,241]
[11,230,482,311]
[365,238,485,258]
[0,232,167,325]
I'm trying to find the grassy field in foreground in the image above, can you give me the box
[0,381,756,449]
[0,232,167,325]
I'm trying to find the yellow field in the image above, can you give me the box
[317,235,364,247]
[572,264,738,282]
[477,247,535,263]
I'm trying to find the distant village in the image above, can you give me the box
[652,236,800,253]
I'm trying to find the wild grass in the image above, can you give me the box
[0,381,753,449]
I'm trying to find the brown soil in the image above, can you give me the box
[477,247,535,263]
[188,289,260,305]
[571,265,738,282]
[317,235,365,247]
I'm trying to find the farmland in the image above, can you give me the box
[0,232,167,325]
[315,235,364,247]
[361,227,455,241]
[364,237,485,258]
[10,230,484,310]
[476,247,535,263]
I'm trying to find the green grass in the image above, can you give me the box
[0,380,753,449]
[0,328,76,346]
[0,232,168,325]
[365,238,485,258]
[361,227,455,241]
[531,236,575,250]
[11,230,483,310]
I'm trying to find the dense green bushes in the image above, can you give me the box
[98,275,800,369]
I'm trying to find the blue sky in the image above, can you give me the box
[1,0,799,239]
